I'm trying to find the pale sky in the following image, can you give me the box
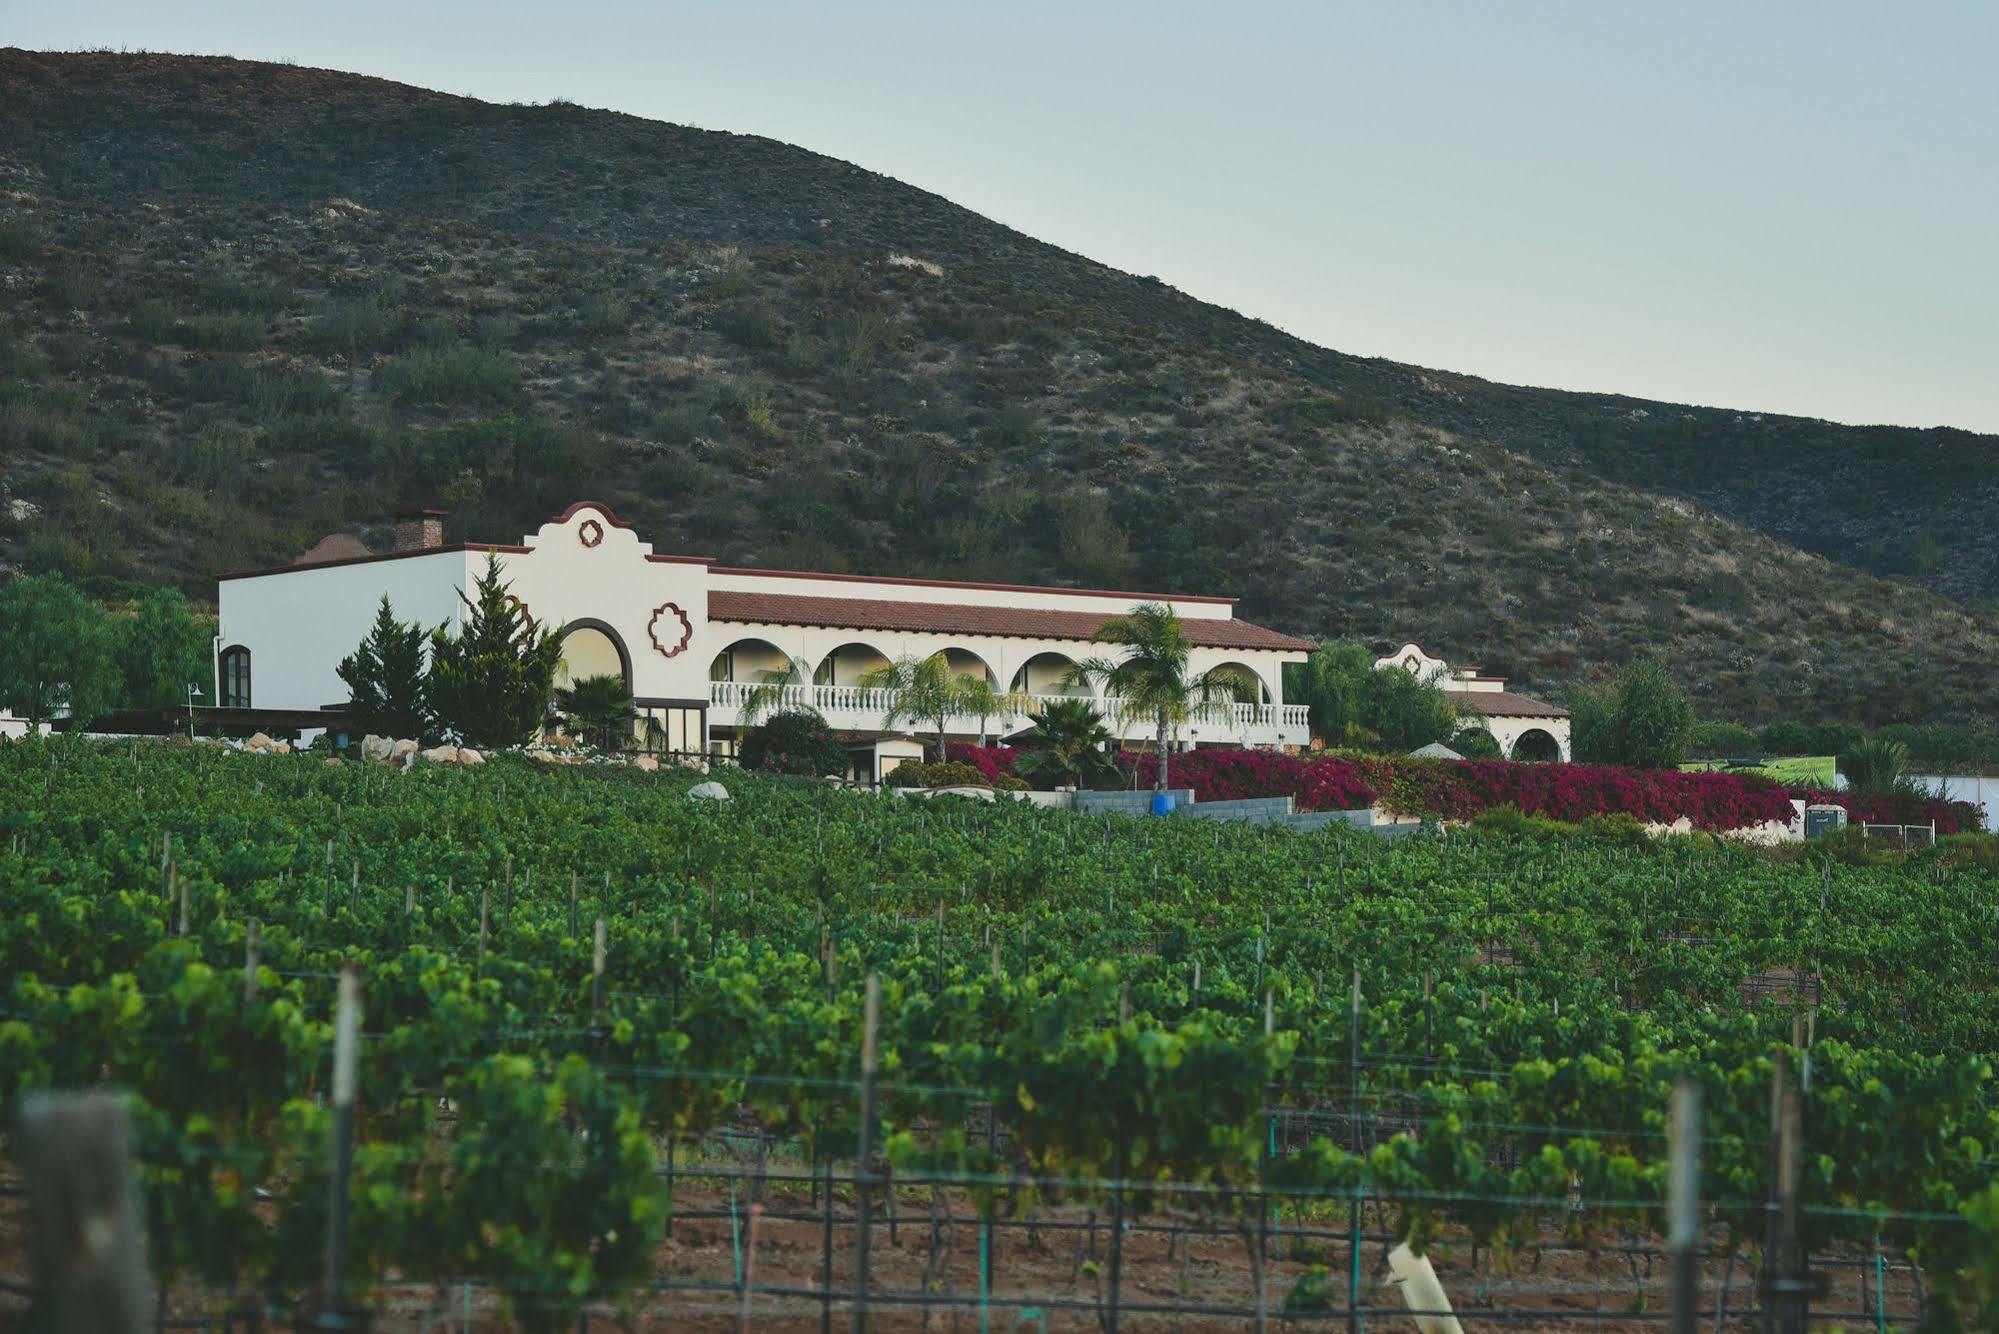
[16,1,1999,432]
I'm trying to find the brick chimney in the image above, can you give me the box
[392,508,449,552]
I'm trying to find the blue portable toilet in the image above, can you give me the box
[1150,791,1176,816]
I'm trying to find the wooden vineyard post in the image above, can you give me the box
[349,858,359,916]
[570,870,580,939]
[316,966,362,1330]
[243,920,262,1005]
[1348,969,1363,1334]
[591,918,608,1028]
[1254,987,1274,1334]
[1761,1050,1787,1315]
[1771,1086,1809,1334]
[1668,1078,1701,1334]
[176,868,189,938]
[17,1091,148,1334]
[852,972,881,1334]
[478,886,491,966]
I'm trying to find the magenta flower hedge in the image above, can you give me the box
[1792,787,1983,836]
[946,743,1985,834]
[945,743,1020,784]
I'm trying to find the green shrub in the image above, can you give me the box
[739,709,847,777]
[180,313,267,352]
[985,402,1038,449]
[0,402,88,454]
[716,302,780,351]
[0,218,39,262]
[309,291,400,355]
[1578,813,1653,849]
[248,369,344,421]
[1467,804,1577,841]
[576,293,631,337]
[382,344,520,406]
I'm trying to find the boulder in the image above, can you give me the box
[245,731,276,752]
[421,745,460,764]
[391,738,420,760]
[457,747,483,765]
[266,740,292,755]
[361,734,394,764]
[688,781,731,802]
[632,754,658,772]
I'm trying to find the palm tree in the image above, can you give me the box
[858,653,978,761]
[733,657,817,727]
[1012,697,1118,789]
[554,673,639,751]
[955,673,1033,746]
[1072,602,1253,793]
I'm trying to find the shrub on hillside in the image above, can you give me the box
[740,709,847,778]
[382,343,519,405]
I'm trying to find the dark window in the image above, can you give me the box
[640,706,705,755]
[220,646,251,708]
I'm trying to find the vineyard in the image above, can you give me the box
[3,738,1999,1330]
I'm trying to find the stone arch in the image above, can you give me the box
[1010,650,1089,697]
[813,641,894,687]
[709,637,802,684]
[938,646,997,684]
[556,619,630,690]
[1206,659,1272,704]
[1511,727,1563,762]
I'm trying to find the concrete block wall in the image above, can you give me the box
[1073,789,1196,814]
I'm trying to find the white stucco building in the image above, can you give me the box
[216,502,1313,773]
[1374,642,1572,761]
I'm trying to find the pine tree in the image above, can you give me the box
[426,556,565,749]
[337,595,435,742]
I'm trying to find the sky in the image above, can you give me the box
[15,1,1999,432]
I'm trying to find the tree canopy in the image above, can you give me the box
[0,574,120,730]
[427,557,565,749]
[338,596,435,742]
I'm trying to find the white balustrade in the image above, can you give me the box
[708,681,1311,744]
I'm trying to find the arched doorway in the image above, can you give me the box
[557,620,630,690]
[1511,728,1563,762]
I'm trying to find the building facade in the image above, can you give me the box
[1373,642,1572,761]
[217,502,1313,771]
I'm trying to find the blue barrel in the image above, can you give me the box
[1150,792,1176,816]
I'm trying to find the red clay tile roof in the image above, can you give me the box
[708,590,1313,651]
[1448,690,1570,719]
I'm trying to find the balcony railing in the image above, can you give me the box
[708,681,1309,740]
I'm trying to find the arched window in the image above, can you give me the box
[220,645,252,708]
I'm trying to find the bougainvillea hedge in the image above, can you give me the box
[948,744,1986,834]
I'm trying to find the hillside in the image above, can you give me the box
[0,49,1994,724]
